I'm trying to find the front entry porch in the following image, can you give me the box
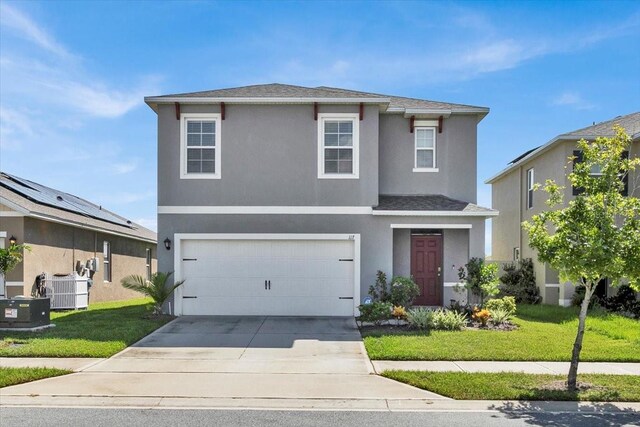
[393,227,470,306]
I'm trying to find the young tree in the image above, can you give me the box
[523,126,640,390]
[457,257,500,306]
[0,243,31,297]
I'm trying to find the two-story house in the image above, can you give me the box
[145,84,496,316]
[487,112,640,306]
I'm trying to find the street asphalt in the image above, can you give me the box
[1,407,638,427]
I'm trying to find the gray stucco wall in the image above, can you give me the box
[158,213,486,307]
[379,114,478,202]
[158,103,380,207]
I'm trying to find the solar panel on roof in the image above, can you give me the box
[0,173,134,228]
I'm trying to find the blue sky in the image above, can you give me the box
[1,1,639,253]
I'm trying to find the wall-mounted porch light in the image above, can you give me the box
[163,238,171,251]
[8,235,17,246]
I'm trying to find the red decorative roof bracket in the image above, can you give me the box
[438,115,443,133]
[221,102,225,120]
[359,102,364,121]
[410,115,415,133]
[174,102,180,120]
[314,102,318,120]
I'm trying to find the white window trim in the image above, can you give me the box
[180,113,222,180]
[413,126,438,172]
[526,168,534,209]
[317,113,360,179]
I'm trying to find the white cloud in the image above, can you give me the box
[552,92,595,110]
[112,161,137,175]
[0,3,70,57]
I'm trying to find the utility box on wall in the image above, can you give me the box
[0,298,51,328]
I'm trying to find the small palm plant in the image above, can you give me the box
[121,271,184,315]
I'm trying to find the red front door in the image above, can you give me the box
[411,234,443,306]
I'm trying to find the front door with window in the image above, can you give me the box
[411,234,443,306]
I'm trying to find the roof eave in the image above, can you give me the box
[144,96,392,112]
[486,129,640,184]
[371,209,498,217]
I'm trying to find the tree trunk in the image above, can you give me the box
[567,282,594,390]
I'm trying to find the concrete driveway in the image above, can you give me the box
[0,316,444,406]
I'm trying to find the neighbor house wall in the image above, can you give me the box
[21,218,157,302]
[379,114,478,202]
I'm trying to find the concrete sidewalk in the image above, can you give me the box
[372,361,640,375]
[0,358,105,371]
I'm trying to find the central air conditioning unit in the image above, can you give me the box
[44,273,89,310]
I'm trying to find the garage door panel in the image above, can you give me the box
[180,238,356,316]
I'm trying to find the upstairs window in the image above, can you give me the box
[414,127,438,172]
[526,168,534,209]
[318,113,359,179]
[572,150,629,196]
[180,113,221,179]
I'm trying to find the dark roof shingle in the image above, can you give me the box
[148,83,489,113]
[374,194,495,213]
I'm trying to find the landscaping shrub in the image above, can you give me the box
[485,296,517,315]
[358,301,392,325]
[392,305,407,320]
[599,285,640,319]
[458,258,500,306]
[431,309,467,331]
[472,307,491,326]
[448,300,474,317]
[488,308,512,326]
[388,277,420,307]
[406,307,434,330]
[368,270,390,302]
[499,258,541,304]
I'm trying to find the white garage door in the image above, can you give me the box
[178,237,356,316]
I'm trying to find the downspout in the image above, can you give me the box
[518,166,523,252]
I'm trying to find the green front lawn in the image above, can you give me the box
[0,298,172,358]
[382,371,640,401]
[363,305,640,361]
[0,367,72,388]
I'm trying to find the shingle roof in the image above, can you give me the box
[316,86,488,112]
[0,172,156,243]
[154,83,383,100]
[561,112,640,138]
[486,112,640,184]
[146,83,488,114]
[373,194,495,213]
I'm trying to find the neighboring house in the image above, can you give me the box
[0,172,157,302]
[145,83,496,317]
[486,112,640,306]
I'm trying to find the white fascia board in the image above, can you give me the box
[158,206,373,215]
[403,109,452,118]
[485,136,568,184]
[373,210,498,217]
[144,96,390,105]
[390,223,473,229]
